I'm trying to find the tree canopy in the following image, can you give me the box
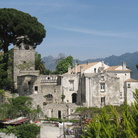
[1,124,40,138]
[0,96,43,120]
[54,56,73,74]
[0,8,46,74]
[0,53,13,90]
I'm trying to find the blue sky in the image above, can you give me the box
[1,0,138,60]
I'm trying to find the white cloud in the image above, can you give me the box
[50,25,138,39]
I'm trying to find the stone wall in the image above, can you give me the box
[84,73,120,107]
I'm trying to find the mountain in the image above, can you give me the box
[42,55,57,71]
[42,52,138,79]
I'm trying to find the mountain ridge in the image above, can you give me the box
[42,51,138,79]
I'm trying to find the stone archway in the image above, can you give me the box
[72,93,77,103]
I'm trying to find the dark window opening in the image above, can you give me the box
[58,110,61,119]
[28,81,31,85]
[128,84,131,88]
[45,94,53,103]
[47,77,51,80]
[94,68,96,73]
[72,93,77,103]
[101,97,105,106]
[35,86,38,91]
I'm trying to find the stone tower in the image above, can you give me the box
[13,36,39,89]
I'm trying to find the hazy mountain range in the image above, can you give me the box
[42,51,138,79]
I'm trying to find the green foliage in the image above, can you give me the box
[61,94,66,102]
[76,105,130,119]
[0,96,43,120]
[35,52,51,74]
[82,89,138,138]
[76,107,102,118]
[0,96,32,119]
[44,117,78,123]
[0,54,13,90]
[16,61,34,71]
[54,56,73,74]
[1,123,40,138]
[0,90,5,103]
[0,8,46,48]
[0,8,46,73]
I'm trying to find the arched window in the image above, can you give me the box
[44,94,53,103]
[72,93,77,103]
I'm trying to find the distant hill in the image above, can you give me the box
[42,52,138,79]
[42,55,57,71]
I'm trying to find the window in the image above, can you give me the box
[35,86,38,91]
[72,93,77,103]
[45,94,53,103]
[101,76,104,81]
[94,68,96,73]
[28,81,31,85]
[101,97,105,106]
[46,76,51,80]
[120,92,122,99]
[58,110,61,119]
[128,84,131,88]
[100,83,105,92]
[69,80,74,91]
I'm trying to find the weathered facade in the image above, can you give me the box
[14,42,138,119]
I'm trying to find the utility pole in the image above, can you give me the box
[63,114,66,138]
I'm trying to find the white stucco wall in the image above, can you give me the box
[84,73,120,107]
[125,82,138,105]
[61,74,79,103]
[84,62,109,73]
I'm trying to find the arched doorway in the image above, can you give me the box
[72,93,77,103]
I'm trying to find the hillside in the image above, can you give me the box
[42,51,138,79]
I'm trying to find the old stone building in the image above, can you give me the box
[13,42,138,119]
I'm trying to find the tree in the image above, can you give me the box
[61,94,66,103]
[0,90,5,103]
[35,52,51,74]
[0,8,46,76]
[0,96,43,120]
[0,54,13,90]
[2,123,40,138]
[54,56,73,74]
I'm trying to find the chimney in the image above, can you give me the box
[102,61,104,67]
[75,62,77,74]
[68,65,71,74]
[80,66,83,74]
[122,62,126,70]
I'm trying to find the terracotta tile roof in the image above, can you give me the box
[105,66,120,71]
[125,78,138,82]
[71,62,99,73]
[105,66,131,71]
[2,117,29,125]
